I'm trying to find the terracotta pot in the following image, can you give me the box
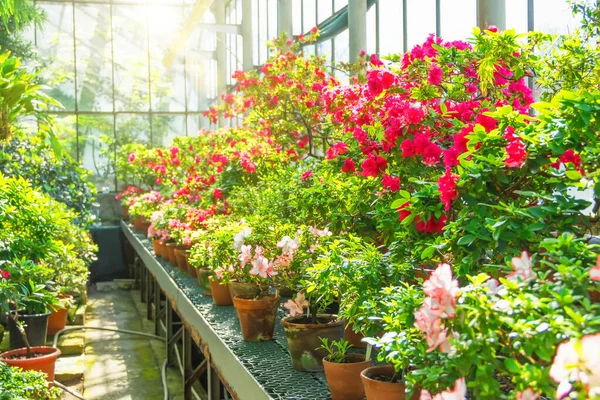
[152,239,162,257]
[174,248,188,272]
[140,221,151,237]
[122,204,130,221]
[361,365,417,400]
[8,312,50,350]
[233,295,280,341]
[281,314,345,371]
[47,294,73,336]
[323,353,371,400]
[165,243,178,266]
[197,268,212,295]
[157,241,169,260]
[133,216,143,232]
[345,323,367,349]
[209,277,233,306]
[0,346,62,383]
[229,281,260,299]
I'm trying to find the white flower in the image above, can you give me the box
[233,227,252,251]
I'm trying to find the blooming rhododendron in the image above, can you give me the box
[422,263,459,318]
[361,155,388,177]
[283,292,310,317]
[0,268,10,278]
[428,65,443,85]
[507,251,534,281]
[301,170,313,182]
[249,255,276,278]
[438,169,459,211]
[213,188,223,200]
[342,158,356,173]
[420,377,467,400]
[381,174,400,192]
[239,244,252,267]
[550,333,600,399]
[325,141,349,160]
[128,153,136,163]
[516,389,539,400]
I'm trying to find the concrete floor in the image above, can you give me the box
[82,289,184,400]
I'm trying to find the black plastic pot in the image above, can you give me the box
[8,311,50,350]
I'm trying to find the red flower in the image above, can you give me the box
[382,174,401,192]
[416,215,446,234]
[301,170,313,182]
[438,169,459,211]
[428,65,443,85]
[397,202,411,222]
[128,153,136,163]
[326,141,349,160]
[401,139,415,157]
[0,269,10,279]
[296,136,310,149]
[504,127,527,168]
[361,155,388,177]
[342,158,356,173]
[370,53,384,67]
[559,149,581,168]
[487,25,498,32]
[475,111,498,132]
[213,188,223,200]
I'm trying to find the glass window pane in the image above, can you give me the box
[292,0,302,35]
[53,115,78,161]
[441,0,476,41]
[148,5,186,112]
[37,3,76,111]
[116,113,150,147]
[112,5,150,112]
[378,0,403,55]
[267,0,278,40]
[152,114,186,147]
[533,0,579,34]
[407,0,436,48]
[367,3,376,54]
[75,4,113,112]
[302,0,317,33]
[80,114,115,192]
[259,0,268,64]
[506,0,528,33]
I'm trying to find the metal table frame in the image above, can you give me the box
[122,220,272,400]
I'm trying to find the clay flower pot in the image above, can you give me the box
[133,216,143,232]
[281,314,345,372]
[122,204,130,221]
[197,268,212,295]
[47,294,73,336]
[209,277,233,306]
[174,248,188,272]
[361,365,417,400]
[344,323,367,349]
[157,241,169,260]
[140,219,151,237]
[233,295,280,341]
[165,243,178,266]
[152,239,162,257]
[228,281,260,299]
[0,346,62,383]
[323,353,371,400]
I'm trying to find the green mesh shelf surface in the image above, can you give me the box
[122,222,334,400]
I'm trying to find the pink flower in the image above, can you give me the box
[239,244,252,267]
[128,153,136,163]
[507,251,534,281]
[249,255,276,278]
[420,377,467,400]
[397,201,411,222]
[428,65,443,85]
[214,267,225,280]
[517,389,539,400]
[301,170,313,182]
[590,255,600,281]
[550,333,600,399]
[342,158,356,173]
[423,263,459,318]
[487,25,498,32]
[0,269,9,279]
[283,292,310,317]
[277,235,299,255]
[438,169,459,211]
[326,142,349,160]
[213,188,223,200]
[381,174,400,192]
[309,227,332,238]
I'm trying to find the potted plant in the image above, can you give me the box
[0,259,62,382]
[320,338,371,400]
[278,226,345,371]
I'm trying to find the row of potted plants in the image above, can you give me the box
[119,6,600,398]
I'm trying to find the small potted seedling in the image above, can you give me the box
[320,338,371,400]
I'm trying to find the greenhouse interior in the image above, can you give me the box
[1,0,600,399]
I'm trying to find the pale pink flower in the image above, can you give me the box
[508,251,534,281]
[423,263,459,318]
[277,235,299,255]
[239,244,252,267]
[214,267,224,280]
[486,278,500,295]
[309,226,332,238]
[420,377,467,400]
[183,236,192,247]
[550,333,600,399]
[517,388,539,400]
[414,298,452,353]
[249,255,271,278]
[590,255,600,281]
[284,292,310,316]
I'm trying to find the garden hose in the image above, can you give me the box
[52,326,170,400]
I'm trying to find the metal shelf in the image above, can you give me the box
[122,221,332,400]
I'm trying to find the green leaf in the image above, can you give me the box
[504,358,520,374]
[565,170,582,181]
[457,234,476,246]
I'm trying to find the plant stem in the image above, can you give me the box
[390,369,400,384]
[365,344,372,361]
